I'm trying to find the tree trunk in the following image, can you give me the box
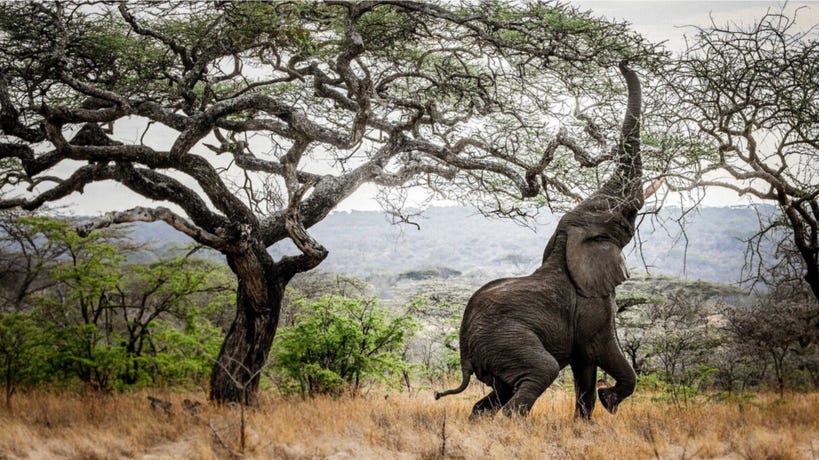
[780,202,819,303]
[209,249,286,404]
[799,246,819,302]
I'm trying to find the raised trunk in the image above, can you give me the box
[603,61,643,210]
[209,247,285,404]
[619,61,642,170]
[570,61,644,221]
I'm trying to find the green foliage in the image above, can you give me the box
[709,390,757,404]
[356,5,417,54]
[273,295,419,396]
[0,3,171,97]
[635,371,670,393]
[152,3,319,54]
[471,0,653,65]
[0,312,52,407]
[45,323,125,392]
[17,218,124,391]
[636,367,715,405]
[121,256,233,317]
[151,317,223,388]
[1,216,232,393]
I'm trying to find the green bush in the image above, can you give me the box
[0,312,53,407]
[53,323,129,392]
[273,295,418,396]
[152,317,223,388]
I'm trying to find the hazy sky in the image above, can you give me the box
[570,1,818,49]
[45,1,819,215]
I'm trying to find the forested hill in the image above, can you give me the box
[124,205,776,287]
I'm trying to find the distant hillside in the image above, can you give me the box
[123,205,776,288]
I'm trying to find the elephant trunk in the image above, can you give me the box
[617,60,642,187]
[573,61,644,219]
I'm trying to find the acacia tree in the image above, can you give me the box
[659,10,819,299]
[0,1,659,403]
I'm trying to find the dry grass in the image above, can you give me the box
[0,386,817,459]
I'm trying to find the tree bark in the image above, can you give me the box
[209,247,286,404]
[803,255,819,303]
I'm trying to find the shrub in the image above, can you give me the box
[151,317,223,388]
[0,312,53,408]
[273,295,418,395]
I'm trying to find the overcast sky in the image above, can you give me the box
[570,1,818,49]
[50,1,819,215]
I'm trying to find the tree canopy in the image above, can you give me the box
[0,1,659,226]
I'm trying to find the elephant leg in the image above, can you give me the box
[571,362,597,419]
[597,341,637,414]
[469,380,513,420]
[497,341,560,417]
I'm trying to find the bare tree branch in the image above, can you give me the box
[660,8,819,299]
[75,206,228,249]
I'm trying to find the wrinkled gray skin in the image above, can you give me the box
[435,62,644,420]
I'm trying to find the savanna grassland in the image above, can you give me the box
[1,387,816,460]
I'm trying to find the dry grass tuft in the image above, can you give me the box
[0,387,816,459]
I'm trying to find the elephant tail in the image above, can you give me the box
[434,366,473,400]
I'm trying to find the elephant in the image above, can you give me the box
[435,61,644,420]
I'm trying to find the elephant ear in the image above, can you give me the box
[566,226,629,298]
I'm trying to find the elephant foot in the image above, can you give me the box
[598,387,620,414]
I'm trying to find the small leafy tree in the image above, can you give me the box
[113,256,234,384]
[0,211,68,310]
[1,215,233,391]
[25,218,125,391]
[0,312,51,409]
[273,295,418,396]
[281,271,373,328]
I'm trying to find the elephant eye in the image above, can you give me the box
[591,235,610,242]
